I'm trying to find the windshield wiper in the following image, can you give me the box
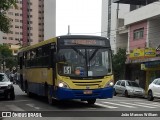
[88,48,99,62]
[71,46,85,58]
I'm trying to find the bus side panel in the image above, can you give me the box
[24,68,54,96]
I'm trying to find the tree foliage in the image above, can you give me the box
[0,44,17,70]
[112,48,127,81]
[0,44,12,57]
[0,0,18,33]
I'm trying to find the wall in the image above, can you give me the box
[129,21,147,51]
[101,0,130,53]
[124,2,160,25]
[148,18,160,48]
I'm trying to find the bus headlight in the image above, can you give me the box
[58,81,70,88]
[105,81,114,87]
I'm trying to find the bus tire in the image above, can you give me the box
[87,99,96,105]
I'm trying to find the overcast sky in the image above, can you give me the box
[56,0,102,36]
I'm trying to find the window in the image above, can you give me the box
[9,37,13,40]
[15,19,19,22]
[121,81,125,87]
[15,25,19,28]
[156,79,160,85]
[153,79,158,84]
[10,31,13,34]
[8,12,13,15]
[133,28,144,40]
[15,13,19,16]
[3,37,6,39]
[116,81,121,85]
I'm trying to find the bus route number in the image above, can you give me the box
[64,66,71,74]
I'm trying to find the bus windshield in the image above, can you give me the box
[57,48,112,78]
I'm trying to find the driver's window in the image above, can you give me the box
[121,81,125,87]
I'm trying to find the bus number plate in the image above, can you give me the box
[83,90,92,94]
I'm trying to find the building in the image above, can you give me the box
[0,0,56,47]
[101,0,130,54]
[0,0,23,46]
[113,0,160,92]
[22,0,56,46]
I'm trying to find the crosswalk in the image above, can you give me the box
[93,100,160,109]
[1,100,160,111]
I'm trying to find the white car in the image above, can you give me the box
[0,73,15,100]
[147,78,160,101]
[114,80,145,98]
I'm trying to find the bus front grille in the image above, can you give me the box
[72,81,102,86]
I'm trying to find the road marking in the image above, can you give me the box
[99,99,144,102]
[94,103,118,109]
[26,104,41,110]
[4,100,30,103]
[120,102,157,108]
[148,102,160,105]
[103,102,136,108]
[26,104,34,108]
[134,102,160,107]
[6,105,25,111]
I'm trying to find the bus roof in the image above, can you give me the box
[57,35,109,40]
[18,35,110,53]
[18,38,56,53]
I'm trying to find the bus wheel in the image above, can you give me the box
[48,90,53,105]
[87,99,96,105]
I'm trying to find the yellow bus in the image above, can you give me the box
[18,35,114,104]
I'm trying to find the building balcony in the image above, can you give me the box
[124,1,160,25]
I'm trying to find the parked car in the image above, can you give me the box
[0,73,15,100]
[114,80,145,98]
[147,78,160,101]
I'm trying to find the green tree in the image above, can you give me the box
[0,0,18,33]
[112,48,127,82]
[0,44,17,71]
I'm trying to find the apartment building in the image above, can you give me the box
[22,0,56,46]
[0,0,56,53]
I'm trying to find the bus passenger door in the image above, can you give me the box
[18,54,24,90]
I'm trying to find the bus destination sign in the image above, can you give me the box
[63,39,106,46]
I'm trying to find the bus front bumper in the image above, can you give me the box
[55,87,113,100]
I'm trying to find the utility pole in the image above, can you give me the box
[67,25,71,35]
[107,0,111,39]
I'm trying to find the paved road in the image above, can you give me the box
[0,85,159,120]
